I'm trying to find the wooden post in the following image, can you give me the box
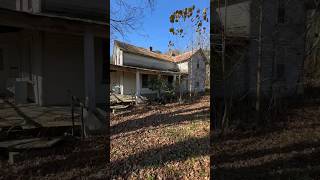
[256,0,263,123]
[84,30,96,112]
[135,71,140,104]
[71,96,75,136]
[80,104,85,139]
[120,71,124,95]
[221,0,228,131]
[179,75,182,103]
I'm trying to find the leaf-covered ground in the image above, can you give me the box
[0,96,210,179]
[212,103,320,180]
[3,95,320,179]
[109,96,210,179]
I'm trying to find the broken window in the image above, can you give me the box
[276,64,285,80]
[0,49,3,71]
[142,74,149,88]
[102,40,108,84]
[278,0,286,24]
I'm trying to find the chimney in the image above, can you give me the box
[149,46,153,51]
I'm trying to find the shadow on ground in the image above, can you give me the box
[110,135,210,178]
[211,104,320,180]
[111,104,209,136]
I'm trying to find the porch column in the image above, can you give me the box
[120,71,124,95]
[173,74,177,89]
[135,71,140,104]
[136,71,140,96]
[179,75,182,102]
[84,31,96,111]
[32,31,44,106]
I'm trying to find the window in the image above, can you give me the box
[196,81,199,87]
[0,49,3,71]
[168,76,173,85]
[102,40,108,84]
[278,0,286,24]
[142,74,149,88]
[197,61,200,69]
[276,64,285,80]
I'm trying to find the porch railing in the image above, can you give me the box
[68,90,87,139]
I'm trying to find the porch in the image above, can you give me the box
[0,97,81,141]
[0,8,107,109]
[110,64,188,103]
[0,8,107,133]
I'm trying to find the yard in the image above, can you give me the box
[212,101,320,180]
[0,96,210,179]
[109,95,210,179]
[1,95,320,179]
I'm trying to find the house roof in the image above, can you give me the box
[0,8,107,37]
[114,40,174,62]
[172,51,194,63]
[114,40,205,63]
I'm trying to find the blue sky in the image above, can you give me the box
[110,0,210,54]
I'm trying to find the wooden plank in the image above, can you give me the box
[0,137,63,150]
[0,138,40,148]
[110,105,130,109]
[13,138,62,150]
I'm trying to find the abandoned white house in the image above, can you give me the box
[212,0,317,98]
[110,40,207,99]
[0,0,107,131]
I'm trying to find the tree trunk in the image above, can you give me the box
[256,0,263,123]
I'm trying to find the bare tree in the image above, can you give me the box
[167,5,209,51]
[256,0,263,123]
[110,0,155,40]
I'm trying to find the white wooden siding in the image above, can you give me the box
[123,52,178,71]
[218,0,251,36]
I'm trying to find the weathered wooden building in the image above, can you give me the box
[0,0,108,131]
[212,0,316,98]
[111,41,207,100]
